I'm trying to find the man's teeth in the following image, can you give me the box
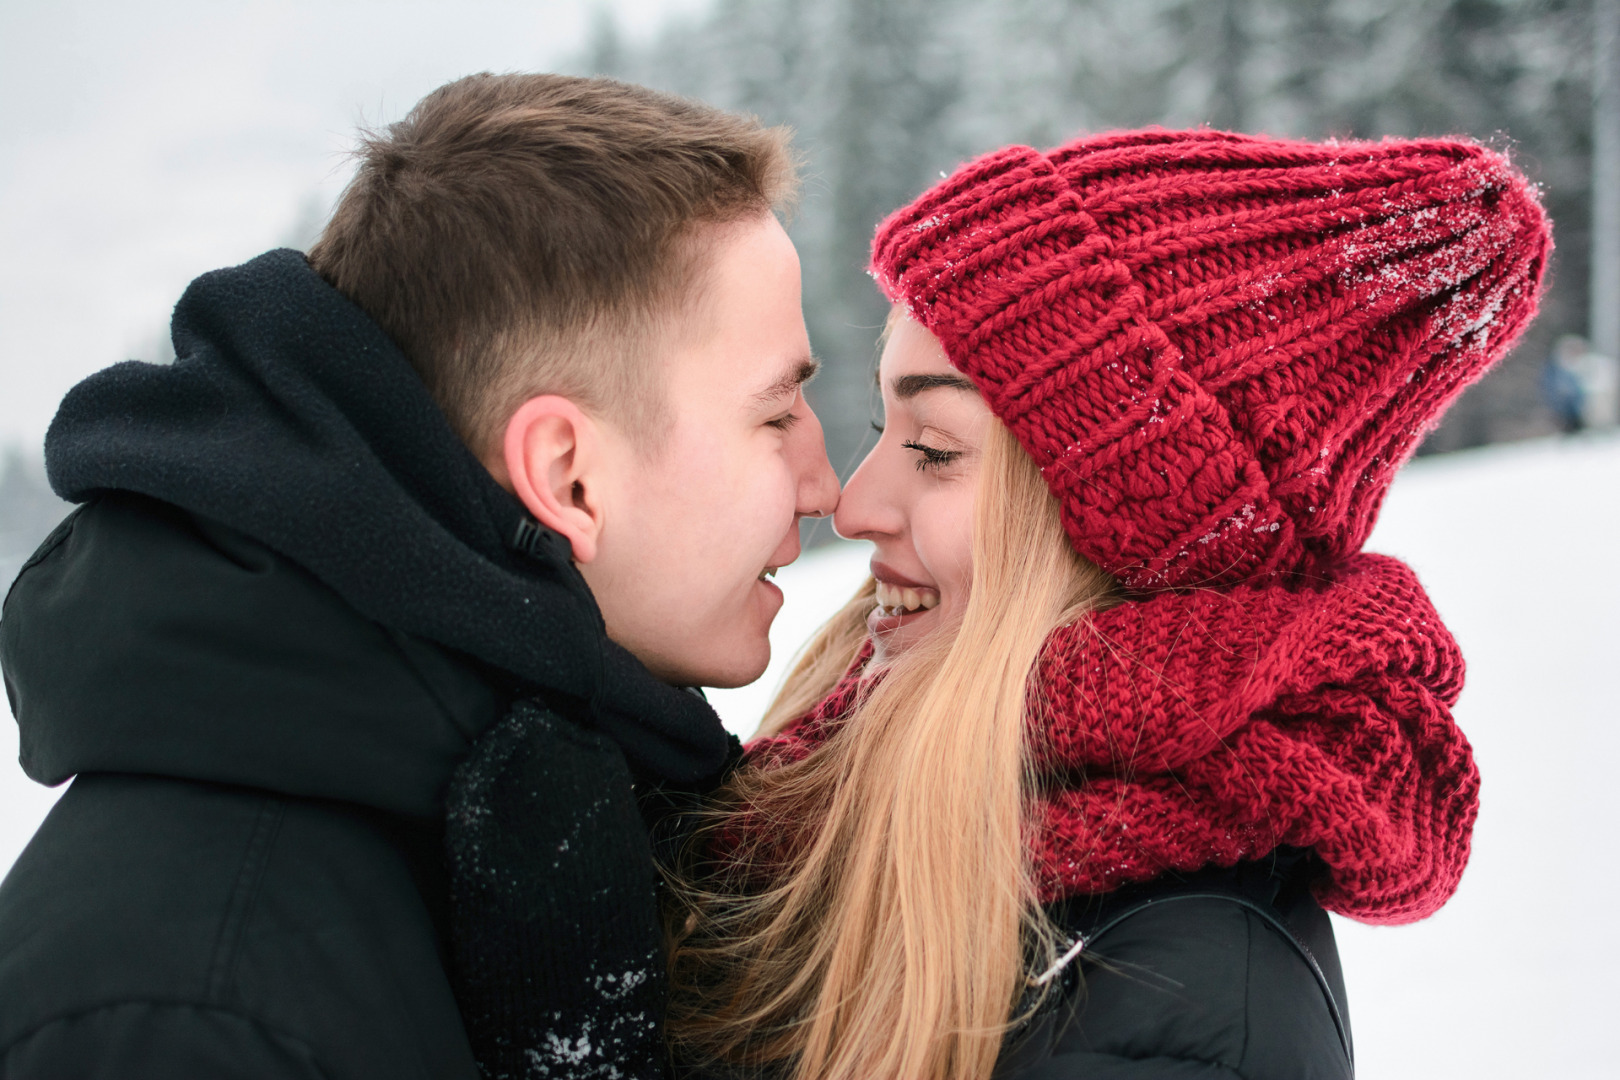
[874,580,939,614]
[758,567,779,581]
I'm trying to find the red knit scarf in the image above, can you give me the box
[746,554,1478,924]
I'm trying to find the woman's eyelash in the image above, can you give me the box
[870,419,885,435]
[902,439,961,471]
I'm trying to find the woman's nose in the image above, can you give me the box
[832,443,904,542]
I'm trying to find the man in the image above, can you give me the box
[0,73,838,1078]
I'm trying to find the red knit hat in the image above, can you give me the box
[871,129,1552,589]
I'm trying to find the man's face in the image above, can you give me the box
[583,214,840,688]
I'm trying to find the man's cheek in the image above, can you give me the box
[764,466,800,525]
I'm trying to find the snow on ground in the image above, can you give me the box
[1328,433,1619,1080]
[2,432,1616,1076]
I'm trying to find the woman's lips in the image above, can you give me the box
[867,602,931,637]
[870,561,932,590]
[867,577,941,638]
[874,579,939,613]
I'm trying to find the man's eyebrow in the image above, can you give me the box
[752,357,821,405]
[891,373,977,399]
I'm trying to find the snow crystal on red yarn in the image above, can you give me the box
[870,129,1552,590]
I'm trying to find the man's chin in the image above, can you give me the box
[620,620,771,689]
[693,648,771,691]
[684,624,774,690]
[624,581,782,689]
[633,630,771,690]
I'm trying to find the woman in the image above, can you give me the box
[664,129,1550,1079]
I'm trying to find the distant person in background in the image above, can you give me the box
[663,131,1551,1080]
[1546,334,1620,432]
[1546,334,1590,432]
[0,74,837,1079]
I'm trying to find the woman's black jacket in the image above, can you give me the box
[998,851,1354,1079]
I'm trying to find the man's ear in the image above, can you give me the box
[501,396,606,564]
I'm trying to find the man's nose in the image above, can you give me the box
[792,404,841,518]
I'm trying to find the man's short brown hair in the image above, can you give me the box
[307,73,798,455]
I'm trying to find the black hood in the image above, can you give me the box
[2,249,730,809]
[3,493,508,818]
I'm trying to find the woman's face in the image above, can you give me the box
[834,313,991,662]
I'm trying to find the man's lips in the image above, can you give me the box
[761,527,804,581]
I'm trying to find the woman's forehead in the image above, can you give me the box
[879,314,954,379]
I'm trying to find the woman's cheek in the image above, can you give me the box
[919,490,977,613]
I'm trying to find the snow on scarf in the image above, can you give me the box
[746,553,1478,924]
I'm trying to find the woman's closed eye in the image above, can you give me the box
[901,439,961,471]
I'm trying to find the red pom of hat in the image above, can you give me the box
[871,129,1552,589]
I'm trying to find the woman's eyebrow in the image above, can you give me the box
[890,373,977,399]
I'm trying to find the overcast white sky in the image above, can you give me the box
[0,0,709,449]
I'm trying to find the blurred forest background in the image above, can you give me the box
[1,0,1611,580]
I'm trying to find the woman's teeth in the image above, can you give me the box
[874,580,939,614]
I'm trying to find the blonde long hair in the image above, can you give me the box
[665,420,1117,1080]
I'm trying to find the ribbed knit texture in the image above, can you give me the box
[870,130,1551,589]
[730,130,1547,935]
[749,554,1476,924]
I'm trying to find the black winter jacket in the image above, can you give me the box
[1000,852,1353,1079]
[0,250,735,1079]
[0,494,498,1077]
